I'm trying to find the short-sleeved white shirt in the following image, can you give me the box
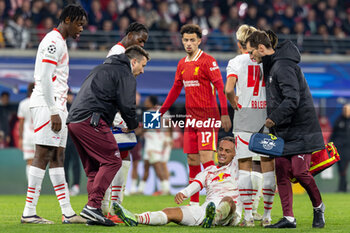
[226,54,267,133]
[107,42,126,58]
[30,28,69,112]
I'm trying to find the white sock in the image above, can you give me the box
[234,200,243,225]
[130,179,138,193]
[262,171,276,221]
[251,171,263,213]
[49,167,75,217]
[26,165,31,180]
[238,170,253,220]
[161,180,170,193]
[284,216,295,222]
[121,160,131,202]
[138,180,146,193]
[101,186,111,216]
[109,160,130,214]
[137,211,168,225]
[214,201,231,224]
[23,166,45,216]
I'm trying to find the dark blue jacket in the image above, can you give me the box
[263,40,324,156]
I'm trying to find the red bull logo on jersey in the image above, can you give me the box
[211,173,231,182]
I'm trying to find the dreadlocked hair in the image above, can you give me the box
[59,4,87,23]
[125,22,149,35]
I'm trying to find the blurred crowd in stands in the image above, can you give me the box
[1,0,350,52]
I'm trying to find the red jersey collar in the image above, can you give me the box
[117,42,125,48]
[53,28,64,40]
[185,49,203,62]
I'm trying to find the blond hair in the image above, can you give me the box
[236,25,257,49]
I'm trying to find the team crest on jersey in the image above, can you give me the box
[193,66,199,75]
[211,173,231,182]
[48,44,56,54]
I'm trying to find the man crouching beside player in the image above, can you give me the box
[113,136,242,228]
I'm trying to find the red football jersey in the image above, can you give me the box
[161,49,227,120]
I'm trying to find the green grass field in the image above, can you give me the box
[1,193,349,233]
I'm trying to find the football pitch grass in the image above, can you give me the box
[1,193,349,233]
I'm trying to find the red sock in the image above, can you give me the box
[189,165,201,203]
[203,160,215,169]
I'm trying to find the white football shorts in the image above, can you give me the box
[179,200,238,226]
[144,138,170,164]
[144,149,170,164]
[31,106,68,148]
[235,132,267,160]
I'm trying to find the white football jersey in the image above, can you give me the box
[144,129,167,153]
[226,53,267,133]
[107,42,126,58]
[30,28,69,111]
[194,159,239,203]
[17,97,34,145]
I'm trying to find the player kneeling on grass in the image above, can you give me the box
[113,136,241,228]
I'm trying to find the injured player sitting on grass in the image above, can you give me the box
[112,136,242,228]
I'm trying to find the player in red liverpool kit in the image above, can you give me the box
[160,24,231,205]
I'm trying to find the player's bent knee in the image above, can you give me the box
[221,196,233,204]
[220,196,236,214]
[292,170,309,180]
[162,208,182,223]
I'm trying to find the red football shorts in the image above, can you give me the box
[183,126,219,154]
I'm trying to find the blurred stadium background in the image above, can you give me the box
[0,0,350,196]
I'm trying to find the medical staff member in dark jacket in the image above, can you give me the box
[331,103,350,192]
[246,31,325,229]
[67,45,150,226]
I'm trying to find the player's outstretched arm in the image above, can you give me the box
[159,81,183,116]
[175,192,187,204]
[176,181,202,204]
